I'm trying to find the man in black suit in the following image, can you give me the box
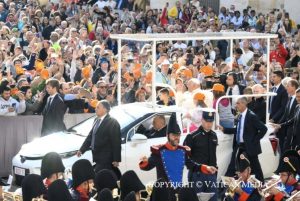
[274,88,300,150]
[276,79,299,152]
[219,97,268,182]
[41,79,67,136]
[77,100,121,173]
[269,71,288,123]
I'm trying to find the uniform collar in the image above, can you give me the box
[165,142,177,150]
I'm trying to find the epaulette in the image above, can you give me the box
[177,145,191,156]
[150,144,164,154]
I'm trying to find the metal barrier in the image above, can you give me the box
[0,113,94,177]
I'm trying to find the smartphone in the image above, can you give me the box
[12,103,16,109]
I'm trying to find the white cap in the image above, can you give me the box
[161,59,170,65]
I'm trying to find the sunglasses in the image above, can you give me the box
[98,86,107,88]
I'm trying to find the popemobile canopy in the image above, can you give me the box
[110,31,278,116]
[110,32,278,42]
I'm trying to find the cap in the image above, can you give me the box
[161,59,170,66]
[236,152,250,172]
[212,83,225,92]
[72,159,95,188]
[193,92,205,101]
[41,152,65,179]
[200,65,214,77]
[202,108,215,122]
[167,113,181,135]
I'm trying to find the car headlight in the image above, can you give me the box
[59,151,78,159]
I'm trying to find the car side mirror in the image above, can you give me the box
[131,133,148,141]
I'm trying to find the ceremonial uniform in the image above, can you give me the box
[71,159,95,201]
[139,113,213,201]
[184,110,218,201]
[224,152,262,201]
[266,150,300,201]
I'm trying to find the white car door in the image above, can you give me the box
[123,113,170,184]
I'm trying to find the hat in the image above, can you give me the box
[97,188,114,201]
[150,179,169,201]
[161,60,170,66]
[82,65,91,79]
[35,59,45,72]
[120,170,145,200]
[48,179,73,201]
[200,65,214,77]
[167,113,181,135]
[182,69,193,78]
[22,174,47,201]
[178,186,198,201]
[236,152,251,172]
[72,159,95,188]
[41,152,65,179]
[123,191,136,201]
[15,64,25,75]
[202,108,215,122]
[95,169,118,192]
[212,83,225,92]
[90,99,99,108]
[173,63,180,70]
[159,88,170,95]
[41,69,50,80]
[100,58,109,65]
[193,92,205,101]
[275,150,300,174]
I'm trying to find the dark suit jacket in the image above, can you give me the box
[277,97,297,145]
[79,114,121,163]
[281,105,300,148]
[224,109,268,156]
[270,84,288,123]
[279,97,297,124]
[41,94,67,136]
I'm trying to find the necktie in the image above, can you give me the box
[236,115,242,144]
[91,118,101,150]
[45,97,53,112]
[287,97,293,115]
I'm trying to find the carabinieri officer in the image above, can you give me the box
[184,109,218,201]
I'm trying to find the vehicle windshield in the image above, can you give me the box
[68,107,137,137]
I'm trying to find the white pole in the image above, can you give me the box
[118,39,122,106]
[230,39,233,70]
[266,38,270,123]
[152,41,157,109]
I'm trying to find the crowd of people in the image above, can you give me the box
[0,0,300,200]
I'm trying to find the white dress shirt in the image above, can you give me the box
[238,108,248,143]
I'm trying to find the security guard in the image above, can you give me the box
[183,109,218,201]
